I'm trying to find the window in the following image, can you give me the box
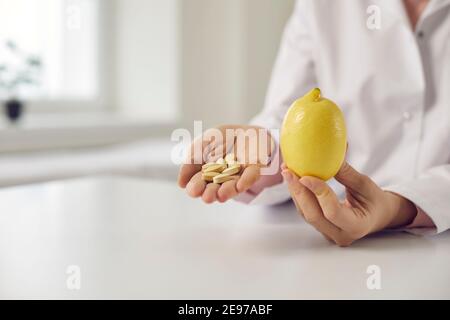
[0,0,100,105]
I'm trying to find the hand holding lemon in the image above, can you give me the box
[281,88,418,246]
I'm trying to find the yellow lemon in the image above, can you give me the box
[280,88,347,181]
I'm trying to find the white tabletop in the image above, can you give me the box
[0,176,449,299]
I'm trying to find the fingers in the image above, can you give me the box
[186,173,238,204]
[178,164,202,188]
[281,171,304,214]
[236,165,261,193]
[282,170,343,242]
[299,176,356,231]
[202,183,221,204]
[179,134,213,188]
[299,176,340,216]
[281,170,303,207]
[299,177,341,225]
[184,163,259,203]
[335,161,374,195]
[179,127,227,188]
[217,180,238,203]
[186,172,207,198]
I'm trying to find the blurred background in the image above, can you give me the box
[0,0,294,187]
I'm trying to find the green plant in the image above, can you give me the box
[0,40,42,99]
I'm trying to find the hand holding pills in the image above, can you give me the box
[178,125,276,204]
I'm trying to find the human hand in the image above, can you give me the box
[281,162,418,246]
[178,125,275,203]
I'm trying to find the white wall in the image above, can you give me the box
[113,0,295,128]
[242,0,295,121]
[180,0,245,127]
[114,0,180,122]
[180,0,295,127]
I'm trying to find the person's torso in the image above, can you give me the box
[304,0,450,187]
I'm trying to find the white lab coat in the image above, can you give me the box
[248,0,450,233]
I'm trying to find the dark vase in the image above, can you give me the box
[4,99,24,123]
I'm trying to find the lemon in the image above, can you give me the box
[280,88,347,181]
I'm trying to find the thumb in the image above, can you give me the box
[335,161,374,194]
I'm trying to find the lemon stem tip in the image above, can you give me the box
[311,88,321,101]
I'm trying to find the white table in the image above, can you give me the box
[0,177,449,299]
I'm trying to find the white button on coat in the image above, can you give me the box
[249,0,450,233]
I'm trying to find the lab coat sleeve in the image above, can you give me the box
[384,164,450,234]
[239,0,317,206]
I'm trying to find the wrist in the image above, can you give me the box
[383,191,418,230]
